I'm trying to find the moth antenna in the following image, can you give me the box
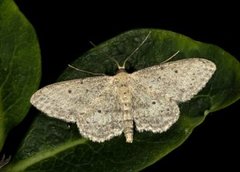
[161,50,180,64]
[68,64,107,76]
[87,31,151,71]
[89,41,96,47]
[121,31,152,69]
[89,41,121,69]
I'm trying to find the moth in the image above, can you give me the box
[30,32,216,143]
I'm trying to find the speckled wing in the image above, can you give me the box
[129,58,216,133]
[130,58,216,102]
[75,88,124,142]
[129,85,180,133]
[30,76,113,123]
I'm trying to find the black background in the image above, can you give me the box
[3,0,240,171]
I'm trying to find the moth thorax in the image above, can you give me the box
[116,67,126,74]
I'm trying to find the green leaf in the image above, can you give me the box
[0,0,41,150]
[3,29,240,172]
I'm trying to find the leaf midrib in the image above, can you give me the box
[5,138,87,172]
